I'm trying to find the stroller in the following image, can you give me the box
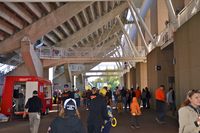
[101,105,117,133]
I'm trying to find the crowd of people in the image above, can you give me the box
[24,84,200,133]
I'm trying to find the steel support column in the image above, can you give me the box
[127,0,155,45]
[165,0,177,25]
[116,16,139,57]
[127,3,149,53]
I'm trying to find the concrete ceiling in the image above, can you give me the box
[0,1,144,64]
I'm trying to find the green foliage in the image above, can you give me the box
[91,76,120,91]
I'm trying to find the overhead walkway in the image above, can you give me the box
[0,108,178,133]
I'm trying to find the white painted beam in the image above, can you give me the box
[111,1,115,9]
[89,70,123,73]
[90,5,95,20]
[165,0,177,24]
[82,9,89,24]
[0,19,14,35]
[41,2,51,13]
[5,3,33,24]
[68,19,77,32]
[127,0,154,44]
[45,34,57,44]
[57,2,128,49]
[116,16,139,56]
[43,39,52,47]
[75,15,83,28]
[24,3,42,18]
[75,24,121,51]
[53,29,64,40]
[98,1,102,16]
[0,2,92,54]
[127,3,149,52]
[55,2,61,7]
[0,4,23,29]
[60,24,71,36]
[84,74,120,77]
[104,1,108,13]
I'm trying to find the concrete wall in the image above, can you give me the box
[30,45,43,77]
[8,63,29,76]
[184,0,191,5]
[150,0,158,35]
[174,12,200,105]
[127,71,131,89]
[157,0,169,34]
[136,62,147,89]
[123,71,131,89]
[171,0,184,14]
[147,45,174,95]
[43,68,49,80]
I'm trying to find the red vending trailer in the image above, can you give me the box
[0,76,52,116]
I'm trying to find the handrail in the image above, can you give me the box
[37,47,96,59]
[148,0,200,51]
[177,0,200,28]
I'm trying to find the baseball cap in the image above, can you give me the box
[99,88,107,96]
[64,84,69,88]
[64,98,77,111]
[33,90,38,95]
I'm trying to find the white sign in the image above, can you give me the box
[69,64,85,71]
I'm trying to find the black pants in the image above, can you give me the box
[131,115,139,126]
[156,100,166,121]
[87,123,101,133]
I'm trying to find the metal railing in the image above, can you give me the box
[37,47,138,59]
[37,47,98,59]
[177,0,200,28]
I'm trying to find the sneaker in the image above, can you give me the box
[135,126,140,129]
[130,125,135,129]
[159,121,166,124]
[156,118,166,124]
[156,117,160,123]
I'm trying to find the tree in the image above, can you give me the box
[91,76,120,91]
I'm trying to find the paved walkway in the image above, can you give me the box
[0,108,178,133]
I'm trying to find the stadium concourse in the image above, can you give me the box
[0,106,178,133]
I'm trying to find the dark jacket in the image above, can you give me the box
[87,94,109,125]
[48,115,85,133]
[25,96,42,113]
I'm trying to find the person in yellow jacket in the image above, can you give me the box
[130,96,141,129]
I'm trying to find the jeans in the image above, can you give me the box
[28,112,40,133]
[156,100,166,121]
